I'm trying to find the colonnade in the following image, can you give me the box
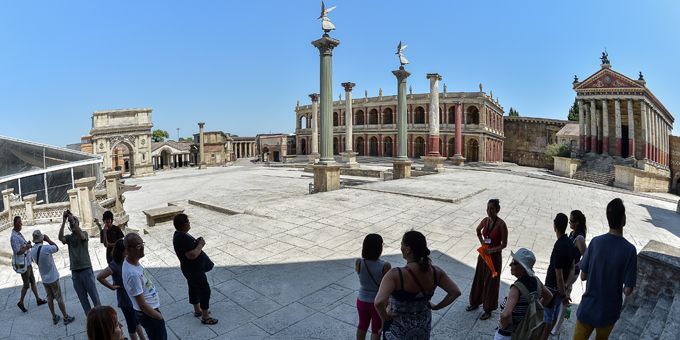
[234,142,256,159]
[578,98,672,167]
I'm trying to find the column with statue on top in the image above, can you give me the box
[392,41,412,179]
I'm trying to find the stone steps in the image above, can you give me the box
[610,289,679,339]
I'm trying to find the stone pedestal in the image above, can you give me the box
[308,153,320,164]
[74,177,97,236]
[104,171,123,212]
[393,159,412,179]
[341,151,359,168]
[422,156,446,172]
[451,155,466,166]
[313,164,341,192]
[2,188,14,213]
[23,194,37,226]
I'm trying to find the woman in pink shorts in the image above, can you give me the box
[355,234,391,340]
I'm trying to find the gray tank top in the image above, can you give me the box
[358,259,386,302]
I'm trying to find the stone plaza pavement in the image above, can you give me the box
[1,162,679,339]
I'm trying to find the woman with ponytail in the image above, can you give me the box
[375,230,461,339]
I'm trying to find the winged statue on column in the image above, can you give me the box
[396,41,409,66]
[318,1,336,33]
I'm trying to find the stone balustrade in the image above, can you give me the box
[553,156,582,178]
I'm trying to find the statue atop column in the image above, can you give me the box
[318,1,336,34]
[396,41,409,67]
[479,83,483,92]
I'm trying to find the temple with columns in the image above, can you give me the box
[573,54,674,167]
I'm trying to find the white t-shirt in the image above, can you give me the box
[30,243,59,284]
[122,259,160,311]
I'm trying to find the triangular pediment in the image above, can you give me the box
[575,68,644,90]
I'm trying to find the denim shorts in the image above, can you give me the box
[543,296,562,324]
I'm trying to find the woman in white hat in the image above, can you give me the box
[495,248,552,340]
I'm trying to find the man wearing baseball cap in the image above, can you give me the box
[30,229,75,325]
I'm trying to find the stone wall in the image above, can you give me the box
[670,135,680,194]
[614,165,670,192]
[553,156,581,178]
[503,116,567,169]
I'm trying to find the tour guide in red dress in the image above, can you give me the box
[467,199,508,320]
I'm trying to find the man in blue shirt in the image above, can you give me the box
[573,198,637,340]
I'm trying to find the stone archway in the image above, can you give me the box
[414,136,425,158]
[90,108,154,177]
[466,138,479,162]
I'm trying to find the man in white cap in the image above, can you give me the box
[31,229,75,325]
[495,248,553,340]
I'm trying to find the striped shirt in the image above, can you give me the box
[499,275,539,335]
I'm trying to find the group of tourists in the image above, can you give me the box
[10,211,214,340]
[10,196,638,340]
[353,198,638,340]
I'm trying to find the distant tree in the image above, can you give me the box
[178,137,194,142]
[567,99,579,121]
[152,129,170,142]
[545,142,571,159]
[508,107,520,116]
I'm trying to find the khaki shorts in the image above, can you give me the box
[20,266,36,289]
[43,280,63,304]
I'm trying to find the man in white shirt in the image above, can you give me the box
[123,232,166,340]
[30,230,75,325]
[10,216,46,312]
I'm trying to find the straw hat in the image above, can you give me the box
[32,229,45,243]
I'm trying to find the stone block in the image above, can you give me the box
[308,153,320,164]
[340,151,359,168]
[393,159,412,179]
[313,164,341,192]
[422,156,446,172]
[450,155,465,166]
[553,156,582,178]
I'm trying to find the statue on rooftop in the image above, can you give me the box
[638,71,644,81]
[573,75,579,83]
[318,1,336,34]
[600,51,610,65]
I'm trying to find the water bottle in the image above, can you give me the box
[564,306,572,320]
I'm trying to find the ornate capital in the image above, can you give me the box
[392,66,411,82]
[312,35,340,56]
[341,82,356,92]
[426,73,442,81]
[198,122,205,129]
[309,93,319,102]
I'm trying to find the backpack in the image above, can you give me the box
[512,279,546,340]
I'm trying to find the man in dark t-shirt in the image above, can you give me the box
[541,213,574,340]
[573,198,637,340]
[172,213,217,325]
[95,211,124,264]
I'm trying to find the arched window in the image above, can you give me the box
[448,106,456,125]
[383,108,394,124]
[333,112,339,126]
[414,107,425,124]
[355,110,365,125]
[466,106,480,125]
[368,109,379,125]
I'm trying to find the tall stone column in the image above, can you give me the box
[590,100,597,153]
[614,99,622,156]
[198,122,206,169]
[626,99,635,159]
[392,66,412,178]
[640,100,648,160]
[451,103,465,165]
[423,73,445,171]
[578,100,585,152]
[74,177,96,236]
[309,93,320,163]
[602,99,609,155]
[584,105,591,152]
[340,82,358,168]
[311,34,341,192]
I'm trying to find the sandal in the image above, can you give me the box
[465,305,479,312]
[201,317,218,325]
[37,298,47,306]
[480,311,492,320]
[194,311,211,318]
[17,302,27,313]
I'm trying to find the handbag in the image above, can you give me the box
[12,253,28,274]
[199,252,214,272]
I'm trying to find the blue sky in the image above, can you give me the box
[1,0,679,146]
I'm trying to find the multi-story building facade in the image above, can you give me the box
[294,91,505,162]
